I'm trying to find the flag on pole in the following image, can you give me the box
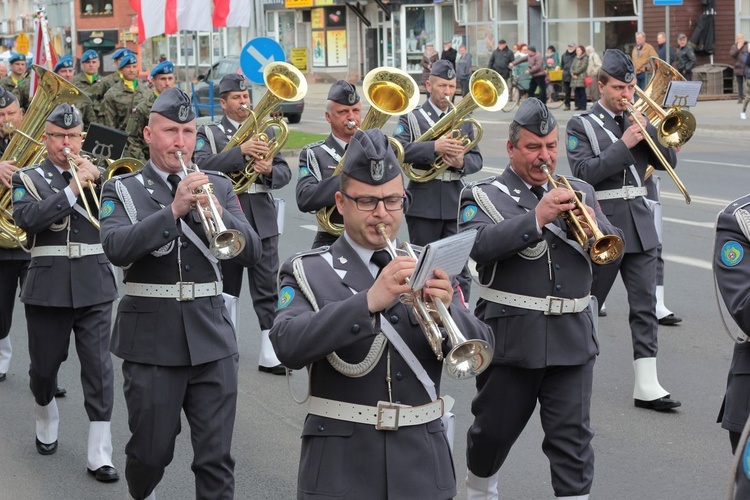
[130,0,252,44]
[29,11,58,98]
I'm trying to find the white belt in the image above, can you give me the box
[308,395,454,431]
[246,184,270,194]
[31,243,104,259]
[410,168,462,182]
[125,281,223,301]
[479,288,590,315]
[595,186,647,201]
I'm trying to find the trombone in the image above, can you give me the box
[175,151,246,260]
[376,223,493,379]
[541,165,623,265]
[63,147,100,230]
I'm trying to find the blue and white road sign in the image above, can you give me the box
[240,37,286,85]
[653,0,683,5]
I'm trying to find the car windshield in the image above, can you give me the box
[212,60,238,81]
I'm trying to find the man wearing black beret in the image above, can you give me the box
[566,49,681,412]
[11,103,119,482]
[272,128,492,499]
[393,58,482,300]
[100,87,261,500]
[296,79,362,248]
[193,72,292,375]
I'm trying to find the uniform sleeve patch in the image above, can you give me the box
[299,166,310,178]
[278,286,295,309]
[722,241,744,267]
[461,204,478,223]
[744,438,750,479]
[12,187,25,201]
[196,138,205,150]
[100,200,115,218]
[394,124,404,135]
[567,136,578,151]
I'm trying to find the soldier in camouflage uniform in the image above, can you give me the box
[53,55,96,129]
[0,53,30,111]
[87,48,130,118]
[73,50,102,118]
[100,52,150,133]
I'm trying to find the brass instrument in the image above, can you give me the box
[541,165,623,265]
[316,67,419,236]
[224,62,307,195]
[175,151,246,260]
[104,157,144,180]
[624,57,695,204]
[402,69,508,183]
[63,147,101,230]
[376,223,493,379]
[0,64,90,248]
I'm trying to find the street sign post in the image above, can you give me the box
[240,37,286,85]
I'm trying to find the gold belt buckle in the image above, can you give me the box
[375,401,401,431]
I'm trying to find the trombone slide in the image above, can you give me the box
[63,147,100,230]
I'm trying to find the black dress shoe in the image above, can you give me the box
[36,438,58,455]
[0,372,6,382]
[598,308,607,317]
[634,395,682,412]
[55,385,66,398]
[658,314,683,326]
[258,364,288,375]
[87,465,120,482]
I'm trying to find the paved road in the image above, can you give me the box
[0,95,747,499]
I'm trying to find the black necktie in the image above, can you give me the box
[614,115,626,134]
[167,174,181,197]
[530,185,546,201]
[370,249,392,277]
[62,171,72,183]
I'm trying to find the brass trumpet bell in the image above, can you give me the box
[105,157,144,180]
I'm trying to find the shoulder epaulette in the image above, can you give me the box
[107,169,142,183]
[290,246,330,262]
[18,164,40,173]
[301,139,326,151]
[464,176,498,189]
[724,194,750,215]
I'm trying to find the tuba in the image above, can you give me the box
[224,62,307,195]
[626,56,695,204]
[402,69,508,183]
[0,65,90,249]
[315,67,419,236]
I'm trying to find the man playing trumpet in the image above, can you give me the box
[11,103,119,482]
[193,73,292,375]
[461,98,622,499]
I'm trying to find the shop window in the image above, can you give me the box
[548,21,592,52]
[498,0,522,21]
[547,0,589,20]
[82,1,113,16]
[311,7,348,68]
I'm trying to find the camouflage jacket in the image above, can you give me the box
[100,80,151,132]
[0,75,30,111]
[125,91,157,162]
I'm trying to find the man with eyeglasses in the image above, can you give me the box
[0,52,30,111]
[271,128,492,499]
[11,103,119,482]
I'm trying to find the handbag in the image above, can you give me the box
[584,76,594,87]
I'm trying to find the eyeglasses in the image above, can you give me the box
[342,192,406,211]
[46,132,83,140]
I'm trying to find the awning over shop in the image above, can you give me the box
[78,30,118,52]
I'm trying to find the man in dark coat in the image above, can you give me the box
[487,39,514,80]
[561,43,577,110]
[441,41,458,70]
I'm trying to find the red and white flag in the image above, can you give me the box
[29,12,58,98]
[130,0,252,45]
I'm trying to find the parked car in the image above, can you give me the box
[191,55,304,123]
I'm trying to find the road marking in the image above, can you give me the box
[301,224,317,232]
[663,217,715,229]
[653,191,729,207]
[683,159,749,169]
[663,253,712,270]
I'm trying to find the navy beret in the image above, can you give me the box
[81,50,98,62]
[219,73,248,94]
[9,53,26,64]
[0,87,18,109]
[118,53,137,69]
[150,88,195,123]
[54,55,74,73]
[342,129,401,185]
[150,60,174,78]
[111,48,131,60]
[429,59,456,80]
[513,98,557,137]
[46,103,82,130]
[327,80,359,106]
[600,49,635,83]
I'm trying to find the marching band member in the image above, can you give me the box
[461,99,621,499]
[565,49,681,411]
[193,73,291,374]
[393,59,482,300]
[714,194,750,499]
[100,88,260,500]
[11,104,118,481]
[271,128,492,499]
[296,80,362,248]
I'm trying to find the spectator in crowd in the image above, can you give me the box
[0,63,7,79]
[675,34,696,81]
[656,31,676,63]
[546,45,559,69]
[570,45,589,111]
[512,45,547,103]
[561,42,577,110]
[421,42,439,94]
[632,31,658,89]
[586,45,602,102]
[730,34,748,103]
[456,44,473,98]
[441,40,457,70]
[488,39,514,80]
[512,44,531,94]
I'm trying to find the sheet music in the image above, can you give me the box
[664,81,702,108]
[410,230,477,291]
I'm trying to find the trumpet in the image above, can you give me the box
[376,223,492,379]
[63,147,100,230]
[175,151,246,260]
[540,165,623,265]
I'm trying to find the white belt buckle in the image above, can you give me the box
[178,282,196,301]
[545,296,564,315]
[67,242,82,259]
[375,401,401,431]
[623,187,636,200]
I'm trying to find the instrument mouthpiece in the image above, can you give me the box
[346,121,356,129]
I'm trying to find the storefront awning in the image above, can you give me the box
[77,30,118,52]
